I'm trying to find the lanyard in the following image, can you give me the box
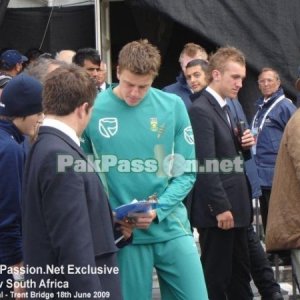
[251,95,285,133]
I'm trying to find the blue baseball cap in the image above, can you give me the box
[0,74,43,117]
[0,49,28,69]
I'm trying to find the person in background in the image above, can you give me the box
[73,48,101,91]
[96,61,110,91]
[227,98,284,300]
[0,49,28,77]
[163,42,208,108]
[251,67,296,265]
[185,58,208,93]
[23,47,44,67]
[24,57,67,85]
[55,49,76,64]
[81,39,208,300]
[0,73,11,98]
[24,57,68,145]
[0,74,44,299]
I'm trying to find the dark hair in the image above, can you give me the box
[43,64,97,116]
[186,59,208,71]
[25,48,44,61]
[72,48,101,67]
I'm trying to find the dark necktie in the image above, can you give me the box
[223,104,236,131]
[223,104,243,151]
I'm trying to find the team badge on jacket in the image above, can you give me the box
[184,126,194,145]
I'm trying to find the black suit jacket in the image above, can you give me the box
[22,127,122,299]
[189,90,252,228]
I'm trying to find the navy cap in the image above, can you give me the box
[0,74,43,117]
[0,50,28,69]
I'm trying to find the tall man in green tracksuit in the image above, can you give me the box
[81,39,208,300]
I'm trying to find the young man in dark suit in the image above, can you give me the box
[189,46,255,300]
[22,65,132,299]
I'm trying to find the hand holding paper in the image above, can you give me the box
[113,199,158,222]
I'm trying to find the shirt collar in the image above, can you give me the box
[206,86,227,108]
[42,118,80,146]
[100,82,106,91]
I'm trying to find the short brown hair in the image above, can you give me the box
[207,46,246,83]
[179,43,208,64]
[43,64,97,116]
[118,39,161,78]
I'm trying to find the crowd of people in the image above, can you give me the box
[0,40,300,300]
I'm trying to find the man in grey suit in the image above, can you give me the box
[189,46,255,300]
[22,65,132,299]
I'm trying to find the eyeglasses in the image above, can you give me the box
[258,78,278,84]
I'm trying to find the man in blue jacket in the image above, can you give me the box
[163,43,208,108]
[252,69,296,234]
[0,74,44,297]
[228,99,284,300]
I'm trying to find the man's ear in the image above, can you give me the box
[77,102,89,118]
[212,69,221,81]
[15,63,22,73]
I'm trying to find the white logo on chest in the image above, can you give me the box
[99,118,118,138]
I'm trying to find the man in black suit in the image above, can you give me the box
[22,65,132,299]
[189,47,255,300]
[96,61,110,92]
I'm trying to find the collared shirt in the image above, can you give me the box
[42,118,80,146]
[206,86,232,125]
[206,86,227,109]
[100,82,107,91]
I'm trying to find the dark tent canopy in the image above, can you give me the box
[1,0,299,117]
[126,0,300,115]
[0,5,95,55]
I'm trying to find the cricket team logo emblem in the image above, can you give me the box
[99,118,118,138]
[184,126,194,145]
[150,118,158,132]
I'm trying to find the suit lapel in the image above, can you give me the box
[203,91,241,151]
[203,90,232,133]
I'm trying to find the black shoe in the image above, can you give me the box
[261,291,284,300]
